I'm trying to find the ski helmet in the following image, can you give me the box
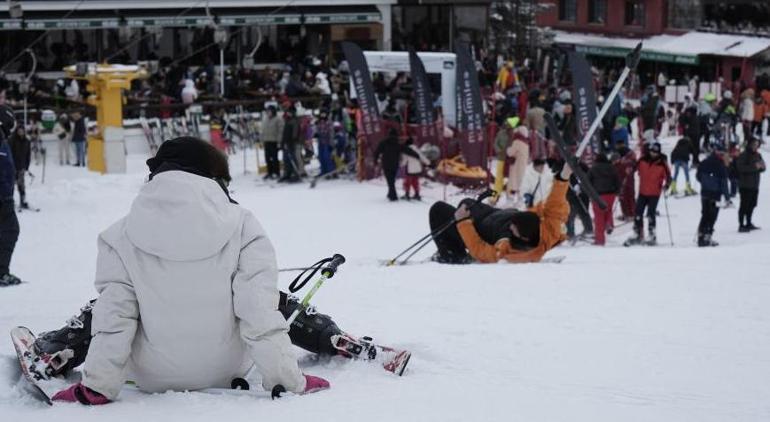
[146,137,231,185]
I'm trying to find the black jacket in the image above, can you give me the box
[72,117,87,143]
[281,117,300,147]
[736,150,765,190]
[9,133,31,171]
[588,161,621,195]
[670,139,695,164]
[374,135,404,171]
[557,114,578,146]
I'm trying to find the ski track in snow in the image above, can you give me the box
[1,138,770,421]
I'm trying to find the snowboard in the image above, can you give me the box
[544,113,607,210]
[10,326,53,405]
[330,333,411,376]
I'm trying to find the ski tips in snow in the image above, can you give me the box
[10,327,53,405]
[626,42,643,69]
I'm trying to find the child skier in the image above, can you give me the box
[625,142,671,246]
[588,153,621,246]
[612,139,637,221]
[668,137,697,196]
[696,145,729,246]
[401,137,430,200]
[45,137,329,404]
[428,164,571,264]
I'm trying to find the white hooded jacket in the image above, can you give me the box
[81,170,305,399]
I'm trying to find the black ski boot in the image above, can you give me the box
[624,223,644,247]
[33,300,96,377]
[644,227,657,246]
[279,292,342,356]
[697,233,719,247]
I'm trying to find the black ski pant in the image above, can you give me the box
[634,194,660,236]
[264,142,280,177]
[698,197,720,235]
[383,166,398,200]
[739,188,759,227]
[37,291,345,376]
[0,198,19,275]
[428,201,469,262]
[15,170,26,205]
[282,143,299,180]
[566,190,593,237]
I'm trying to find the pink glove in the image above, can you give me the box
[303,374,330,394]
[52,383,110,405]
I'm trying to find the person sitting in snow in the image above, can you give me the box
[427,164,571,264]
[45,137,330,404]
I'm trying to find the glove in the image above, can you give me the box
[52,383,110,405]
[303,374,330,394]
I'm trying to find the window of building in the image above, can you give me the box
[625,0,646,26]
[559,0,577,22]
[589,0,607,24]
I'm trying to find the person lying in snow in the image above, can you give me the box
[428,164,571,264]
[45,137,331,404]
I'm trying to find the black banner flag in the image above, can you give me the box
[454,41,486,168]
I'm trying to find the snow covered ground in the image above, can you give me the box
[1,140,769,422]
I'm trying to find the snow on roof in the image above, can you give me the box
[555,30,770,58]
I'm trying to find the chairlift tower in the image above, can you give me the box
[64,63,147,174]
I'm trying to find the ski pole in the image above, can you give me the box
[286,254,345,324]
[385,189,494,266]
[662,192,674,246]
[575,42,642,159]
[233,254,346,395]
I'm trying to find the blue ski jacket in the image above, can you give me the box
[0,140,16,199]
[696,153,728,201]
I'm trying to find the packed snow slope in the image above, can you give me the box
[1,142,769,422]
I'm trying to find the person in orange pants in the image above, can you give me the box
[589,153,621,245]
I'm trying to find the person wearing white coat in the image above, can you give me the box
[49,138,329,404]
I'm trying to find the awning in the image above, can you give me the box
[555,30,770,65]
[573,45,699,65]
[0,6,381,30]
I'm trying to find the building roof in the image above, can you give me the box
[555,30,770,64]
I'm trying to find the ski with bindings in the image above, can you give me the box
[330,333,411,376]
[623,237,657,247]
[10,327,53,405]
[310,161,356,188]
[377,255,566,266]
[544,113,607,210]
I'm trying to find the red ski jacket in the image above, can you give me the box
[637,155,671,196]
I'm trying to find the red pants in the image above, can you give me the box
[403,175,420,196]
[619,182,635,219]
[592,194,616,245]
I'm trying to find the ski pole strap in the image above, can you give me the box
[287,254,346,293]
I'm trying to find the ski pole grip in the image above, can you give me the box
[322,254,346,278]
[475,189,494,203]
